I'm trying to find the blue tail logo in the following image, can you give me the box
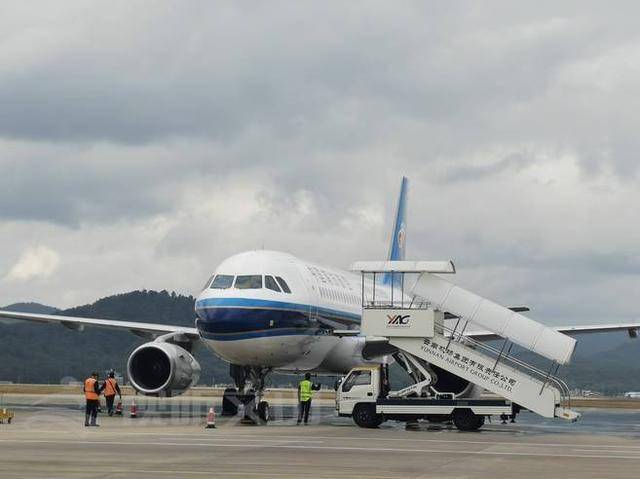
[383,177,408,285]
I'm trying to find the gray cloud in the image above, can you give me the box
[443,152,533,183]
[1,1,640,327]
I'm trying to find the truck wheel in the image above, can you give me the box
[222,388,238,416]
[452,409,484,431]
[257,401,270,422]
[352,404,383,428]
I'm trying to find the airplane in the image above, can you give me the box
[2,177,639,422]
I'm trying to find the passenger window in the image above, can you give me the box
[235,275,263,289]
[275,276,291,293]
[210,275,234,289]
[341,371,372,392]
[265,275,281,292]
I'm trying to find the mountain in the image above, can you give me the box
[559,341,640,393]
[504,333,640,394]
[0,291,230,385]
[1,302,59,314]
[0,302,59,324]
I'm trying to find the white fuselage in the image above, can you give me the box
[194,250,398,374]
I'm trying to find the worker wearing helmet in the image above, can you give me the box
[297,373,320,425]
[83,371,104,427]
[102,371,122,417]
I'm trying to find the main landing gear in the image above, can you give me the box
[222,364,271,424]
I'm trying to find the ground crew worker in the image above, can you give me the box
[297,373,320,425]
[83,371,104,427]
[103,371,122,416]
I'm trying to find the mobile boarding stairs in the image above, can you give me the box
[350,261,580,422]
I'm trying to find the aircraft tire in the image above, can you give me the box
[222,387,238,416]
[257,401,270,422]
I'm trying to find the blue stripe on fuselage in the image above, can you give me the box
[194,297,360,341]
[195,297,361,322]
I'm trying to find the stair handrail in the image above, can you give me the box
[439,322,572,407]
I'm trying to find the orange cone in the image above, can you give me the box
[205,407,216,429]
[115,401,123,416]
[130,399,138,419]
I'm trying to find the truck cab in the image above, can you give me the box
[337,365,386,428]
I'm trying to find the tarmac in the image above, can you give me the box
[1,396,640,478]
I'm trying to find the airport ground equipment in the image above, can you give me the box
[129,400,138,418]
[336,364,513,430]
[205,407,217,429]
[337,262,580,429]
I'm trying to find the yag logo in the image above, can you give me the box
[387,314,411,327]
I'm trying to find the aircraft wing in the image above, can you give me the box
[0,310,200,340]
[464,323,640,341]
[333,322,640,340]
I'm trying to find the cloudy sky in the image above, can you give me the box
[1,1,639,325]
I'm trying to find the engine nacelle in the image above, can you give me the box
[127,342,201,397]
[429,365,476,398]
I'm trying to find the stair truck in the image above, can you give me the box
[335,261,580,431]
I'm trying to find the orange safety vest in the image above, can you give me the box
[104,377,117,397]
[84,377,99,400]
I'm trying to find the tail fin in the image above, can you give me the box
[382,177,408,285]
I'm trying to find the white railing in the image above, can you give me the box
[441,322,572,407]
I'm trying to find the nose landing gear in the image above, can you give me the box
[224,364,272,424]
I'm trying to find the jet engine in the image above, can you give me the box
[428,365,476,398]
[127,342,201,397]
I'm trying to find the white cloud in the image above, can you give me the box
[5,245,61,282]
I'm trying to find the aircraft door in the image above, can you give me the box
[294,263,319,324]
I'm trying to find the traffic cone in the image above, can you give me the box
[130,399,138,419]
[205,407,216,429]
[115,401,123,416]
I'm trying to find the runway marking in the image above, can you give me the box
[51,430,640,450]
[156,437,325,444]
[3,438,640,460]
[0,467,391,478]
[573,449,640,455]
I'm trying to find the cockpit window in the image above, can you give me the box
[210,275,234,289]
[235,275,263,289]
[265,275,281,292]
[202,274,215,290]
[275,276,291,293]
